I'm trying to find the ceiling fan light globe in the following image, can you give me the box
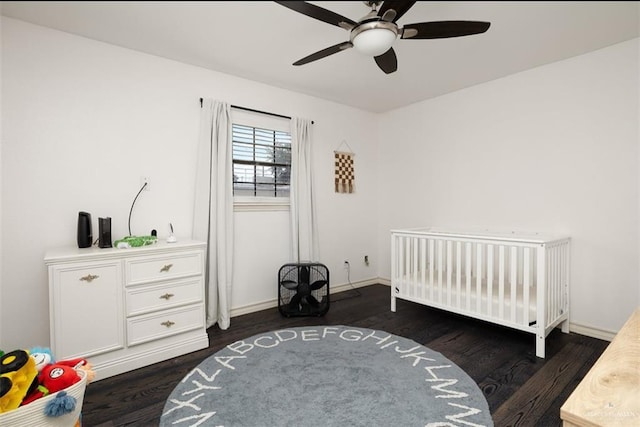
[352,27,396,56]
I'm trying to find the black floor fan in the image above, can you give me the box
[278,263,329,317]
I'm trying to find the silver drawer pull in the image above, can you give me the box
[160,264,173,273]
[80,274,99,283]
[161,320,175,328]
[159,293,175,300]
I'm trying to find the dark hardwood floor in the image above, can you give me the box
[82,284,608,426]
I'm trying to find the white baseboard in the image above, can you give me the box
[331,277,380,294]
[569,322,615,342]
[230,277,380,318]
[230,299,279,318]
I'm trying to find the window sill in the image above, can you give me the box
[234,197,290,212]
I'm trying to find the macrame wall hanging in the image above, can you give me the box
[334,140,355,194]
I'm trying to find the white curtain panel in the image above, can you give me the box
[193,99,234,329]
[290,117,319,263]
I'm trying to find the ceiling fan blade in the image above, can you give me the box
[275,1,357,30]
[378,1,417,23]
[374,47,398,74]
[401,21,491,39]
[293,41,353,66]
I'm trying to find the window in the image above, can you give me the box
[230,109,292,211]
[232,123,291,198]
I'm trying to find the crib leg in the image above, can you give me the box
[561,318,570,334]
[536,334,546,358]
[391,294,396,312]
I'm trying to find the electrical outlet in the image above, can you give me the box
[140,176,150,191]
[343,260,349,270]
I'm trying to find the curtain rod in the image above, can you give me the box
[199,98,313,124]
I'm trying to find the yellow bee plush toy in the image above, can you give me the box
[0,349,38,413]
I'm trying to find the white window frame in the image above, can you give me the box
[231,109,291,212]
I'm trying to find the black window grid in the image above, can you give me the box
[232,124,291,197]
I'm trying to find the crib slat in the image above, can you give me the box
[465,242,472,310]
[407,237,412,296]
[499,245,505,320]
[411,237,420,297]
[557,244,562,317]
[420,238,426,301]
[562,242,569,319]
[552,244,560,323]
[391,235,397,311]
[510,246,517,322]
[487,244,493,317]
[547,246,552,325]
[456,241,462,308]
[555,246,562,316]
[446,240,452,306]
[547,248,552,326]
[397,236,403,295]
[523,247,530,326]
[558,244,564,320]
[549,246,554,325]
[552,246,555,323]
[476,243,482,313]
[405,237,411,297]
[428,239,435,301]
[437,240,444,303]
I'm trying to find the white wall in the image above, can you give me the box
[2,16,638,351]
[1,17,379,349]
[378,38,640,334]
[0,16,3,346]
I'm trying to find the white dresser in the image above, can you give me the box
[45,240,208,380]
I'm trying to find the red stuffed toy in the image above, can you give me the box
[21,358,86,406]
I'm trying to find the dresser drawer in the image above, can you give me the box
[55,261,119,288]
[125,251,203,285]
[126,278,203,317]
[126,304,204,346]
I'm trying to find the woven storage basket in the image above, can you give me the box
[0,368,87,427]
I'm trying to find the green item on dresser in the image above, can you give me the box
[114,235,157,248]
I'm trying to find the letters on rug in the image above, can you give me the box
[161,325,493,426]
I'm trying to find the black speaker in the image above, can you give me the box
[77,211,92,248]
[99,217,112,248]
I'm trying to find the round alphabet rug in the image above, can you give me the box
[161,325,493,426]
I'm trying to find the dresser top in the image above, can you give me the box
[45,239,206,264]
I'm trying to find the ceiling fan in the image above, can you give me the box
[275,1,491,74]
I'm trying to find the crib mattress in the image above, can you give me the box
[396,273,538,327]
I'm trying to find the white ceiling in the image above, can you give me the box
[2,1,638,113]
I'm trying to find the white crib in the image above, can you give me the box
[391,228,570,358]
